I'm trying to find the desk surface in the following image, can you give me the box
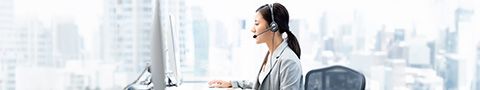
[166,82,247,90]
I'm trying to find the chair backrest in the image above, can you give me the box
[305,65,366,90]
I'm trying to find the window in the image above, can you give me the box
[1,0,480,90]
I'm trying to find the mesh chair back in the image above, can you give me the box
[305,65,366,90]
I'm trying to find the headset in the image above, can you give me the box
[268,4,279,32]
[252,3,279,38]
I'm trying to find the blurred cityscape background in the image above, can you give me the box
[1,0,480,90]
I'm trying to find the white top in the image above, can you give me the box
[258,54,271,84]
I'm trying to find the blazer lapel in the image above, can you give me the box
[257,38,289,88]
[261,40,289,83]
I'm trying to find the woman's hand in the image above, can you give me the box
[208,80,232,88]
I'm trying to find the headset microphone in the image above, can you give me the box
[253,29,269,38]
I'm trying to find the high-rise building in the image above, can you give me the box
[0,68,2,90]
[385,59,407,90]
[191,7,208,77]
[318,12,327,42]
[393,29,405,42]
[441,54,460,90]
[387,43,407,59]
[20,18,81,68]
[0,0,21,89]
[350,52,387,76]
[55,19,83,62]
[324,37,335,51]
[103,0,154,70]
[21,19,54,68]
[406,68,444,90]
[374,26,386,51]
[475,43,480,90]
[387,29,407,59]
[427,41,436,68]
[407,39,431,68]
[102,0,156,87]
[445,28,458,53]
[12,16,82,90]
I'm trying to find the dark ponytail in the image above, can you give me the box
[285,30,301,59]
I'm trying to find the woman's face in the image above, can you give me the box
[251,12,272,44]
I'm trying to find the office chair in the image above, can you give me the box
[305,65,366,90]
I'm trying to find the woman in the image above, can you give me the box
[208,3,303,90]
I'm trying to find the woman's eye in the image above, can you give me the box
[255,23,259,25]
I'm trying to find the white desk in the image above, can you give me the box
[166,82,247,90]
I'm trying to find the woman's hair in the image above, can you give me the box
[256,3,301,59]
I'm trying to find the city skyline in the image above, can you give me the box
[2,0,480,90]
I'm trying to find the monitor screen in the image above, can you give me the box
[163,14,182,86]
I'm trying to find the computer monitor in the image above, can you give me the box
[163,14,183,86]
[125,14,182,90]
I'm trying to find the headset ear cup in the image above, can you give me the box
[269,3,278,32]
[270,22,278,32]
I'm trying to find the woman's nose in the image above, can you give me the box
[250,27,255,33]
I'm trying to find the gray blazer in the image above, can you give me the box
[231,39,303,90]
